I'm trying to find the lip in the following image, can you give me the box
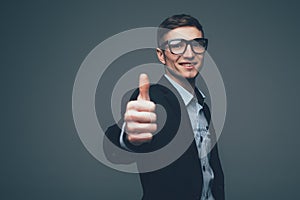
[179,62,197,69]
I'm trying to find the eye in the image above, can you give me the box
[192,41,201,47]
[193,39,206,48]
[169,40,185,49]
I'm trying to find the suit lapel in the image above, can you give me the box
[156,75,187,110]
[156,75,199,149]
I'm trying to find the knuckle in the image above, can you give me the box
[152,113,157,122]
[127,101,137,110]
[126,101,132,109]
[126,123,135,132]
[151,123,157,131]
[149,101,156,111]
[124,110,136,121]
[128,133,153,144]
[127,134,136,142]
[154,123,157,129]
[124,112,130,121]
[148,133,153,141]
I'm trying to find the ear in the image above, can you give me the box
[156,48,166,65]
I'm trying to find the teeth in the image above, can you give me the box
[181,63,193,67]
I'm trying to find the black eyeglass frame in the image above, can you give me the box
[160,38,208,55]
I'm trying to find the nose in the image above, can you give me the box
[182,44,194,58]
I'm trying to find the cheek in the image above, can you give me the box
[198,55,204,61]
[165,54,180,65]
[175,56,181,63]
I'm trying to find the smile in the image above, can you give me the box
[179,62,197,69]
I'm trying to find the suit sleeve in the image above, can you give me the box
[103,89,139,164]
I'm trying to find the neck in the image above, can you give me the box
[165,67,197,94]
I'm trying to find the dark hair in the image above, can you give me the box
[157,14,205,47]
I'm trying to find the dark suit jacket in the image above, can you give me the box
[104,76,224,200]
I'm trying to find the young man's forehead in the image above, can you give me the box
[163,26,203,41]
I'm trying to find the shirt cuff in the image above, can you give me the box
[119,122,133,151]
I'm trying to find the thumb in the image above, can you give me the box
[138,73,150,101]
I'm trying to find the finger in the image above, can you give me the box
[126,100,156,112]
[124,110,157,123]
[138,73,150,101]
[127,133,153,145]
[126,122,157,133]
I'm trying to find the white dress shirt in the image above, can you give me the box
[164,75,215,200]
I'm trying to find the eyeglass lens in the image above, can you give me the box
[169,39,206,54]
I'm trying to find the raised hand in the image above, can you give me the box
[124,74,157,145]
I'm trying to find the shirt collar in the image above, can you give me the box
[164,74,205,106]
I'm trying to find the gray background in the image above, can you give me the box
[1,0,300,199]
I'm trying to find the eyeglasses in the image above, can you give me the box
[161,38,208,55]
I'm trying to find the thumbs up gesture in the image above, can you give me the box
[124,74,157,145]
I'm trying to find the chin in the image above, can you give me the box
[183,71,199,79]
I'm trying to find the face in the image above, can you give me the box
[156,26,204,83]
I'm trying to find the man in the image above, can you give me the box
[105,14,224,200]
